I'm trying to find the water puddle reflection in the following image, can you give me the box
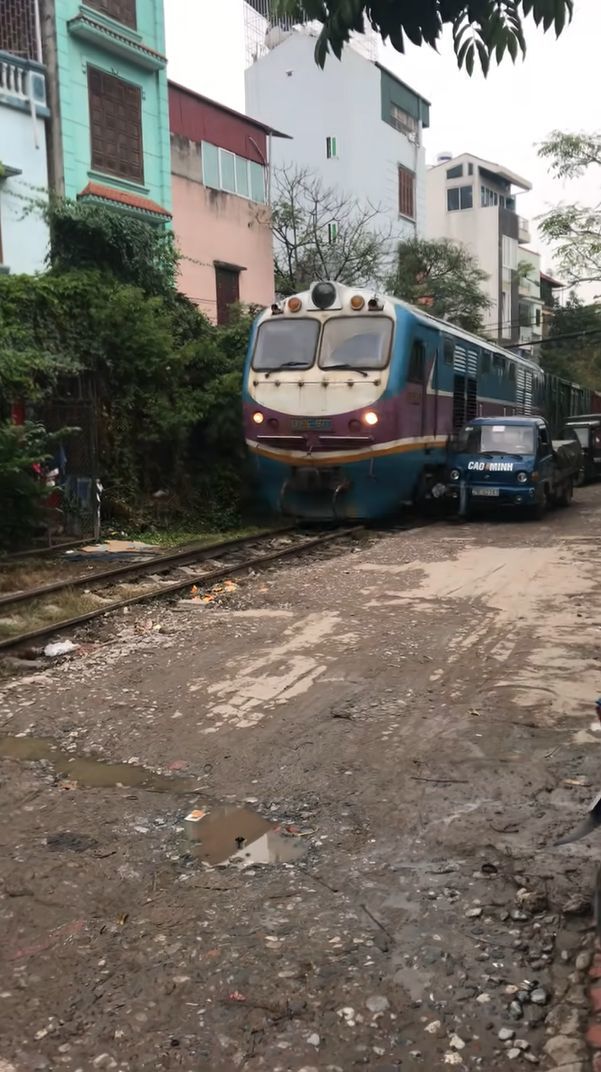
[0,733,202,793]
[185,805,308,867]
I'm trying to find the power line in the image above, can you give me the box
[505,328,601,351]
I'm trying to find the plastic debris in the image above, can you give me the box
[44,639,79,658]
[425,1021,441,1035]
[227,991,246,1003]
[184,809,207,840]
[365,995,389,1014]
[498,1028,515,1042]
[449,1034,466,1051]
[530,987,549,1005]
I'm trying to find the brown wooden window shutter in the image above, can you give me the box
[88,67,144,183]
[398,166,415,220]
[85,0,137,29]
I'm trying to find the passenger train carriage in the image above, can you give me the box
[243,281,601,520]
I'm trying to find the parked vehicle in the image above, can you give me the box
[561,415,601,484]
[445,416,582,519]
[243,280,600,521]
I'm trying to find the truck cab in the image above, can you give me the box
[561,415,601,484]
[446,416,582,519]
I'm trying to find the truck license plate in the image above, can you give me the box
[472,487,500,497]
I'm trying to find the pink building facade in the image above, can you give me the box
[168,82,287,323]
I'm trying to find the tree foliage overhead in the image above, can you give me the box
[0,197,259,546]
[271,166,389,295]
[46,197,179,296]
[272,0,573,73]
[538,131,601,289]
[540,295,601,389]
[386,237,491,334]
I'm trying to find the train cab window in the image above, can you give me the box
[408,340,426,383]
[443,338,454,365]
[481,350,491,374]
[319,316,392,370]
[538,425,549,447]
[252,318,319,371]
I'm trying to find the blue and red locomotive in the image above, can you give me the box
[242,281,601,520]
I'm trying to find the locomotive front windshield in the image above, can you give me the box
[253,319,320,371]
[319,317,392,370]
[457,423,536,455]
[252,315,392,371]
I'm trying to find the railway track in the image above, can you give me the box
[0,526,362,655]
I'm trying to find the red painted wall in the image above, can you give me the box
[168,83,268,164]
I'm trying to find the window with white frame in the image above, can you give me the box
[481,185,499,207]
[201,142,266,203]
[502,235,518,270]
[447,185,473,211]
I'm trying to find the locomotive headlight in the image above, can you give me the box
[288,297,302,313]
[516,471,528,483]
[363,410,379,426]
[252,412,264,425]
[350,295,365,311]
[450,469,461,481]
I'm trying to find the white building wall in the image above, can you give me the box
[0,104,49,274]
[245,32,426,254]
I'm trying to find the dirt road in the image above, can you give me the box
[2,491,601,1072]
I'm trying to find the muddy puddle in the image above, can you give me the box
[185,805,308,867]
[0,733,203,793]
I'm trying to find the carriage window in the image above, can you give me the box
[481,350,491,374]
[508,362,516,382]
[443,338,454,365]
[408,341,426,383]
[319,317,392,370]
[492,354,506,376]
[252,318,319,370]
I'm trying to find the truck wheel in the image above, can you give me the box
[528,491,547,520]
[557,479,573,508]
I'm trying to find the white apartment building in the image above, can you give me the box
[245,24,430,266]
[426,152,543,350]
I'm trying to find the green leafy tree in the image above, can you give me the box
[272,0,573,72]
[539,132,601,288]
[272,167,389,295]
[541,295,601,389]
[46,197,179,296]
[387,237,491,333]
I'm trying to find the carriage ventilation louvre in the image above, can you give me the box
[452,346,478,428]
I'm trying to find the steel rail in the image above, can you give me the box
[0,527,360,654]
[0,526,297,610]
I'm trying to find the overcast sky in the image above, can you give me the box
[165,0,600,286]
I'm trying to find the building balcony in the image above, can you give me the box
[0,51,49,116]
[68,8,166,70]
[518,215,531,243]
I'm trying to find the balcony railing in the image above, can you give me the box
[0,50,48,112]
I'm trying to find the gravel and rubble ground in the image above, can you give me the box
[2,491,601,1071]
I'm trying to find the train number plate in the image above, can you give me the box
[472,487,500,497]
[291,418,332,431]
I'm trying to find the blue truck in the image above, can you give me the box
[445,416,582,519]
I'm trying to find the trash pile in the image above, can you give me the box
[180,580,238,608]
